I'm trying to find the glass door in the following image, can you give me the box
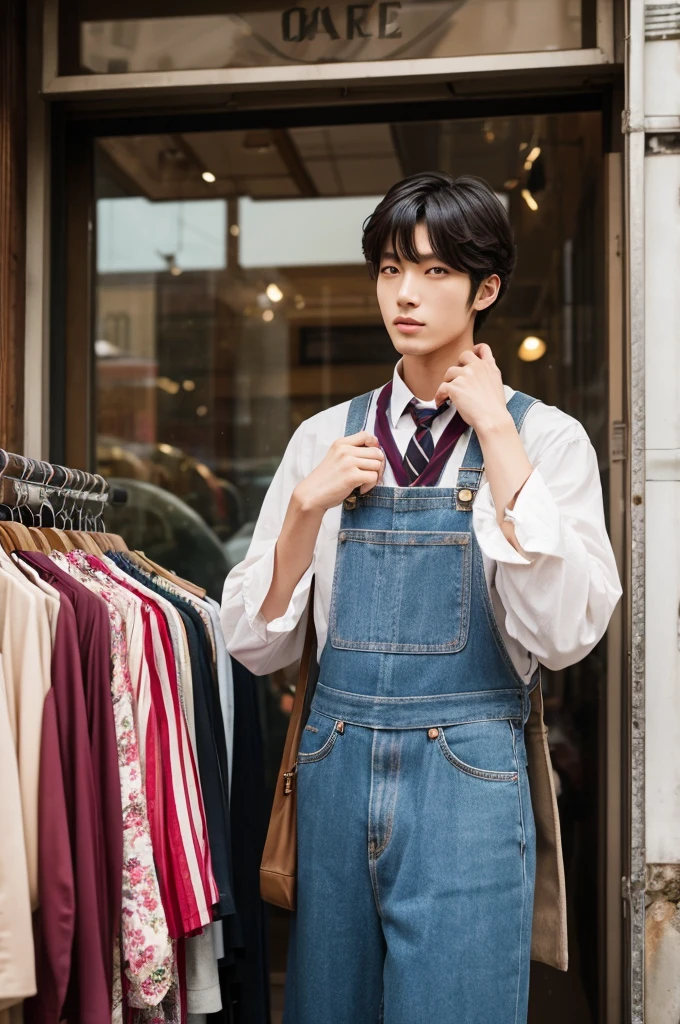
[59,101,615,1021]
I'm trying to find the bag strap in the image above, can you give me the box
[282,578,317,793]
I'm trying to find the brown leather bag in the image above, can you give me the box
[260,580,317,910]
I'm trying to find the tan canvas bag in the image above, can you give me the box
[260,580,316,910]
[526,680,569,970]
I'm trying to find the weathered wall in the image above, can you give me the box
[643,2,680,1020]
[646,866,680,1022]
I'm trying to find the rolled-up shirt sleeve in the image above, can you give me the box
[221,420,313,675]
[473,436,622,671]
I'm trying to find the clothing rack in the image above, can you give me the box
[0,463,269,1024]
[0,449,127,525]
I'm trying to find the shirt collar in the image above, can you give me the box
[389,359,448,428]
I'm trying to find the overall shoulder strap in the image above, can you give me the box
[344,390,374,437]
[454,391,541,509]
[505,390,541,432]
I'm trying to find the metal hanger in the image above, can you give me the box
[36,461,56,528]
[15,456,36,526]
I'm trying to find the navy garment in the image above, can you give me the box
[214,658,271,1024]
[109,554,235,920]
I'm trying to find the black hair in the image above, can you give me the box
[362,172,516,334]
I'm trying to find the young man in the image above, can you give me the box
[221,173,621,1023]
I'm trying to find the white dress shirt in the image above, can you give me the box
[221,363,622,683]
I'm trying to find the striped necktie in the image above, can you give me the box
[402,399,450,484]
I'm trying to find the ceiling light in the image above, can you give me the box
[527,146,541,164]
[294,294,306,310]
[266,283,284,303]
[504,178,519,190]
[196,405,208,417]
[158,250,183,276]
[202,171,216,183]
[518,336,546,362]
[521,189,538,212]
[182,380,196,392]
[262,309,274,322]
[94,339,122,358]
[229,224,240,237]
[156,377,181,395]
[519,141,528,151]
[523,159,532,171]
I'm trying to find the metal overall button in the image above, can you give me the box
[455,487,477,511]
[343,487,360,510]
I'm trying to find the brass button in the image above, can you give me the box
[336,721,345,734]
[427,727,439,740]
[458,488,473,503]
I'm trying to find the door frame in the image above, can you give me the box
[47,85,629,1022]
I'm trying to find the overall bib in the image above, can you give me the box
[284,390,540,1024]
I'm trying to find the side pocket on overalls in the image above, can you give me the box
[437,719,520,782]
[297,710,344,764]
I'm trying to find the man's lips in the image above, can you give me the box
[394,317,425,333]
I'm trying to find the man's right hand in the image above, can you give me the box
[293,431,385,512]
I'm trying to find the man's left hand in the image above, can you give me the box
[434,344,512,438]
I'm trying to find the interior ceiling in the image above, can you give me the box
[98,117,544,201]
[97,112,600,332]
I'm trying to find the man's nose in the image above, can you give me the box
[397,271,420,307]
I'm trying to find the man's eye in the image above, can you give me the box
[427,266,448,276]
[380,265,398,275]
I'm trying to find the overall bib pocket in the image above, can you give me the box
[330,529,472,654]
[437,719,520,781]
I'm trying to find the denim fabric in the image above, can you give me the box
[284,392,541,1024]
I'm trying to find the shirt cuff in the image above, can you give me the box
[242,542,314,642]
[473,468,563,565]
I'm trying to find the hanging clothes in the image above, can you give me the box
[0,495,269,1024]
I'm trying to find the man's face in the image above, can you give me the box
[376,222,492,356]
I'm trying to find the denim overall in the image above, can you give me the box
[284,390,540,1024]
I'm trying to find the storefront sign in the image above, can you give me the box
[79,0,581,74]
[281,4,402,43]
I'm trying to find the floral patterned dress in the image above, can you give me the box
[55,552,175,1015]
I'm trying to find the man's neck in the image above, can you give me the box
[400,336,474,403]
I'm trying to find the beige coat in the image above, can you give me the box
[526,683,568,971]
[0,653,36,1008]
[0,560,56,1008]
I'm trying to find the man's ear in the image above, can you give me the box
[474,274,501,311]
